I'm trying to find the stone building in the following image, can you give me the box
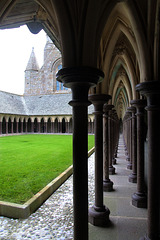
[0,36,94,135]
[0,1,160,240]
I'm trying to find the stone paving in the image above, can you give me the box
[0,154,95,240]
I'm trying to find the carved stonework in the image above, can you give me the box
[113,39,126,56]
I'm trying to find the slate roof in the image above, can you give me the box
[0,91,94,116]
[0,91,26,115]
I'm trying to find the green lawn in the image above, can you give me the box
[0,134,94,204]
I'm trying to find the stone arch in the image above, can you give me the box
[100,2,150,86]
[154,1,160,80]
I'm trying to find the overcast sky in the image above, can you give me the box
[0,25,46,95]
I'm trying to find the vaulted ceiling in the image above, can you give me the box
[0,0,159,119]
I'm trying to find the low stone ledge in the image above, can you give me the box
[0,147,95,219]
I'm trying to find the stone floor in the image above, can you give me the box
[0,135,147,239]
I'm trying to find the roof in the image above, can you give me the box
[0,91,94,116]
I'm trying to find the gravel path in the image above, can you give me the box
[0,154,95,240]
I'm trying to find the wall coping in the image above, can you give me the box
[0,147,95,219]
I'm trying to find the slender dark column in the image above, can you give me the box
[0,122,1,134]
[126,108,132,170]
[37,122,40,133]
[131,99,147,208]
[123,115,128,155]
[45,122,47,133]
[6,121,8,135]
[124,111,131,161]
[11,122,13,134]
[25,121,27,133]
[128,105,137,183]
[103,104,114,191]
[112,110,117,165]
[31,121,34,133]
[16,121,18,133]
[137,81,160,240]
[108,107,116,174]
[88,94,110,226]
[57,67,103,240]
[112,111,119,164]
[21,121,23,133]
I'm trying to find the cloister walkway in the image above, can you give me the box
[0,135,147,239]
[90,135,147,239]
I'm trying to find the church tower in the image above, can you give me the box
[24,47,39,95]
[24,35,62,96]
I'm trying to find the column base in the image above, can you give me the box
[127,163,132,170]
[126,156,130,161]
[103,179,114,192]
[128,173,137,183]
[139,236,150,240]
[109,166,115,175]
[132,192,147,208]
[112,158,117,165]
[89,205,110,227]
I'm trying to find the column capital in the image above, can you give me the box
[127,106,136,116]
[103,104,114,113]
[130,99,147,109]
[88,94,111,113]
[136,81,160,111]
[57,66,104,88]
[125,110,132,119]
[57,67,104,107]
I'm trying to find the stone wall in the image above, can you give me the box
[24,37,62,96]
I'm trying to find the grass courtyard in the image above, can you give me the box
[0,134,94,204]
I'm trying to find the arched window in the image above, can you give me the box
[56,64,68,91]
[58,64,62,71]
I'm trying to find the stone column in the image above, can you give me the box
[0,122,2,134]
[57,67,103,240]
[131,99,147,208]
[45,122,47,133]
[31,121,34,133]
[88,94,110,226]
[112,110,117,165]
[126,108,132,170]
[11,121,13,134]
[136,81,160,240]
[16,121,18,134]
[6,121,8,135]
[21,121,23,133]
[123,114,128,155]
[52,122,54,133]
[128,105,137,183]
[25,121,27,133]
[124,111,131,162]
[103,104,114,191]
[112,111,119,164]
[108,107,115,174]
